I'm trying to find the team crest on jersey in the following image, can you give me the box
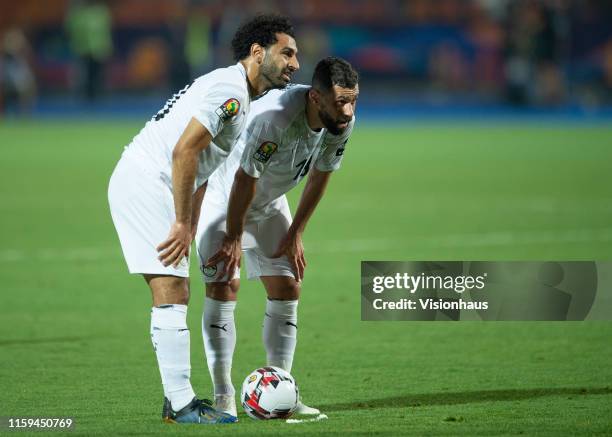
[202,264,217,277]
[253,141,278,163]
[215,98,240,121]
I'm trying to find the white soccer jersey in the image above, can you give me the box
[206,84,354,221]
[122,62,250,189]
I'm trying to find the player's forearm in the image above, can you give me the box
[191,182,207,228]
[172,147,199,224]
[289,168,331,236]
[171,118,212,225]
[226,168,257,239]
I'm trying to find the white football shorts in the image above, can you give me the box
[195,195,295,283]
[108,155,190,277]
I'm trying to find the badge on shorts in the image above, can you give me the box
[253,141,278,163]
[215,98,240,122]
[202,264,217,278]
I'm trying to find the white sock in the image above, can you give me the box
[150,304,196,411]
[202,297,237,396]
[263,299,298,372]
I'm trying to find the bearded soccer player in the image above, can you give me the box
[195,57,358,416]
[107,14,299,424]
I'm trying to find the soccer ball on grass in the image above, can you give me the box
[241,366,299,419]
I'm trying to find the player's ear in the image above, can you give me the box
[250,43,264,64]
[309,88,321,105]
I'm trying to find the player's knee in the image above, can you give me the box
[176,290,190,305]
[228,279,240,294]
[146,275,190,305]
[168,277,190,304]
[268,280,301,300]
[206,280,239,301]
[285,281,301,300]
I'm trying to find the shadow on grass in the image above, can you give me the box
[319,387,612,411]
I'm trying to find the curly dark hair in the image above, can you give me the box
[312,56,359,91]
[231,13,295,62]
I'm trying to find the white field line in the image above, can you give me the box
[1,227,611,263]
[308,227,612,253]
[0,246,121,263]
[286,413,328,424]
[330,196,612,215]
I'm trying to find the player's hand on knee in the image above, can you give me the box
[273,233,306,282]
[157,221,191,267]
[206,235,242,280]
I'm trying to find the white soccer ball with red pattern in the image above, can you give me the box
[241,366,299,420]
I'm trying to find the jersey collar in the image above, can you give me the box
[235,62,252,102]
[236,61,247,78]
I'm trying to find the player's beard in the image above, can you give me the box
[318,108,349,135]
[260,52,291,90]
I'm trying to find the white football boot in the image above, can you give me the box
[214,394,238,418]
[294,399,320,415]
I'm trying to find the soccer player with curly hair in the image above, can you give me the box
[108,14,299,424]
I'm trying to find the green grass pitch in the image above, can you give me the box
[1,119,611,435]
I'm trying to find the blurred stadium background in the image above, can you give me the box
[1,0,611,118]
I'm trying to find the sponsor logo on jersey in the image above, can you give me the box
[202,264,217,277]
[253,141,278,163]
[215,98,240,121]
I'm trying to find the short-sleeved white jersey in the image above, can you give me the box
[122,62,250,190]
[206,84,354,221]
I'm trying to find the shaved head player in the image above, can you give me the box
[195,57,358,417]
